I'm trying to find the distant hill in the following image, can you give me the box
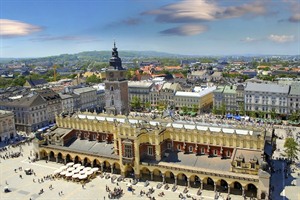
[1,50,189,64]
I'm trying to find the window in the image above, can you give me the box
[189,146,193,153]
[111,97,114,106]
[251,163,255,169]
[227,150,231,157]
[110,86,114,91]
[167,143,171,149]
[93,134,97,140]
[102,135,106,141]
[237,161,241,167]
[177,144,181,151]
[124,144,133,158]
[147,146,153,156]
[214,149,217,156]
[201,147,205,154]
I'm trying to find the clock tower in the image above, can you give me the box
[104,42,129,115]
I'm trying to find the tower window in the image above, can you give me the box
[110,86,114,91]
[111,97,114,106]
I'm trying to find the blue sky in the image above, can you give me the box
[0,0,299,57]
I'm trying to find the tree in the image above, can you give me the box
[144,101,151,111]
[86,74,102,84]
[282,138,299,163]
[212,106,218,115]
[289,111,300,122]
[130,96,141,111]
[220,103,226,115]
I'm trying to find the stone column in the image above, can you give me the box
[200,180,203,190]
[242,187,245,197]
[150,172,153,181]
[187,177,190,187]
[228,186,230,195]
[64,157,67,164]
[91,162,94,168]
[214,183,216,192]
[101,162,104,172]
[48,155,50,161]
[174,176,177,186]
[56,156,58,163]
[162,174,165,184]
[111,165,114,174]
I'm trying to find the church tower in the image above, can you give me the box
[104,42,129,115]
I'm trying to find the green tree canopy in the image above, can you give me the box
[282,137,299,162]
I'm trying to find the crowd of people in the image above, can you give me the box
[106,185,124,199]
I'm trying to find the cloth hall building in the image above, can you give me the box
[34,112,270,199]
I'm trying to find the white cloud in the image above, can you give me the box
[241,37,258,42]
[0,19,42,37]
[268,34,295,43]
[144,0,268,23]
[160,24,208,36]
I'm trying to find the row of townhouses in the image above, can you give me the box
[213,82,300,117]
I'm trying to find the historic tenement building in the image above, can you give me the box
[0,110,16,142]
[34,112,270,199]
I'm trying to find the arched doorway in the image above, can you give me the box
[165,171,175,184]
[231,181,243,195]
[83,157,91,167]
[125,165,134,178]
[203,177,214,191]
[177,173,187,186]
[246,183,257,198]
[103,161,111,173]
[39,150,48,160]
[217,179,228,193]
[140,167,151,181]
[74,156,82,164]
[190,175,201,188]
[152,169,162,182]
[57,152,63,163]
[49,151,55,162]
[261,192,266,199]
[112,163,121,174]
[93,159,101,168]
[66,154,72,163]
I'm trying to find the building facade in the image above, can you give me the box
[0,95,48,133]
[34,112,270,199]
[59,94,74,114]
[244,82,289,117]
[105,43,129,115]
[36,89,62,124]
[73,87,97,112]
[0,110,16,142]
[288,83,300,114]
[174,87,216,112]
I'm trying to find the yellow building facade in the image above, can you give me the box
[34,112,270,199]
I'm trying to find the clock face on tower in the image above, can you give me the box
[109,72,114,78]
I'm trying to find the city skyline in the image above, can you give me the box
[0,0,299,58]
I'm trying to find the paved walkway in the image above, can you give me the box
[0,142,247,200]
